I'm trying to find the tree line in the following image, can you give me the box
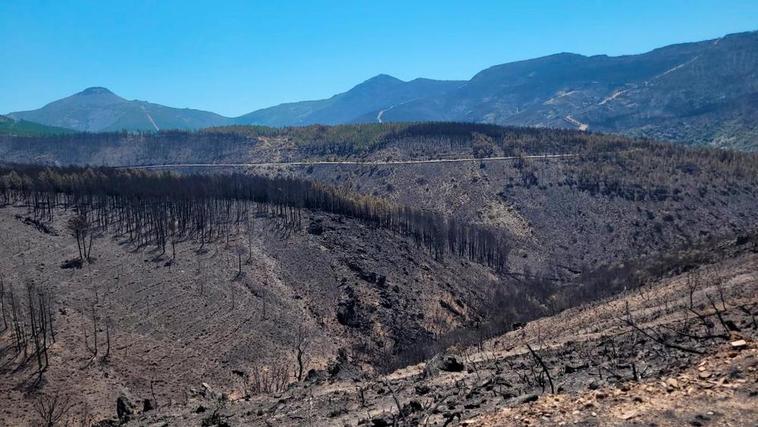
[0,165,511,271]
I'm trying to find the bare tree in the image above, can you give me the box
[526,343,554,394]
[104,315,112,361]
[27,280,48,382]
[246,213,255,263]
[232,244,247,278]
[67,213,94,263]
[33,392,75,427]
[169,218,178,261]
[84,295,99,359]
[0,273,6,332]
[294,323,310,381]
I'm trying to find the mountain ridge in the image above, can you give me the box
[7,30,758,149]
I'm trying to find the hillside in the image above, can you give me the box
[0,114,74,136]
[379,31,758,150]
[235,75,463,126]
[0,124,756,425]
[125,236,757,426]
[7,87,231,132]
[2,123,757,276]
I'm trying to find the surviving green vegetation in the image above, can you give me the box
[0,115,74,137]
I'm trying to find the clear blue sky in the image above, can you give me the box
[1,0,756,116]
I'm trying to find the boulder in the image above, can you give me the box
[116,395,134,422]
[401,400,423,417]
[370,416,391,427]
[516,394,539,404]
[142,398,156,412]
[307,220,324,235]
[336,286,366,328]
[423,354,464,377]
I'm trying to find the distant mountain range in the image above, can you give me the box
[6,30,757,150]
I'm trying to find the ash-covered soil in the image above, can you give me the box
[122,244,757,426]
[0,205,515,425]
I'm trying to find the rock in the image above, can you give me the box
[666,378,679,389]
[564,362,588,373]
[370,416,391,427]
[201,382,221,399]
[730,339,747,349]
[724,320,740,332]
[307,220,324,235]
[142,398,156,412]
[620,412,637,420]
[116,395,134,422]
[304,368,325,383]
[423,354,464,377]
[728,366,744,379]
[511,322,526,330]
[415,384,431,395]
[401,400,423,416]
[516,394,539,404]
[698,371,712,379]
[588,381,599,390]
[326,348,361,381]
[92,421,120,427]
[336,287,366,328]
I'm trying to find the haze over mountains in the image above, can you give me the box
[7,30,758,149]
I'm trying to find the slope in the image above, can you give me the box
[0,114,74,136]
[235,74,463,126]
[8,87,231,132]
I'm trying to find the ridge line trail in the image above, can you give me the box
[118,152,595,170]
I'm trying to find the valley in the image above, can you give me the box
[2,5,757,426]
[0,123,756,425]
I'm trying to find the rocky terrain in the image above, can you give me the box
[118,233,758,426]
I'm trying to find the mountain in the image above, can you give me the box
[378,31,758,150]
[0,114,74,136]
[6,31,757,148]
[236,30,758,150]
[7,87,231,132]
[235,74,463,126]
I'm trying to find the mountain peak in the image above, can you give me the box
[363,74,403,84]
[77,87,116,96]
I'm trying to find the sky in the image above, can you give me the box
[1,0,756,117]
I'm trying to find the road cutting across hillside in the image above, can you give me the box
[119,152,582,169]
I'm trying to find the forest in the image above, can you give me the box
[0,164,511,271]
[0,122,649,166]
